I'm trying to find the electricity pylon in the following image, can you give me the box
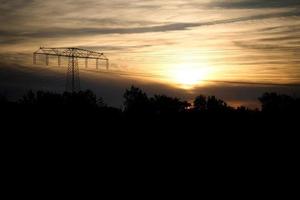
[33,47,109,92]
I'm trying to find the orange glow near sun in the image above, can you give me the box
[157,52,213,89]
[168,63,212,89]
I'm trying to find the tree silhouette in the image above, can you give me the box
[18,90,106,112]
[206,96,228,112]
[0,94,8,104]
[193,95,229,112]
[36,91,63,106]
[259,92,298,113]
[151,95,190,114]
[20,90,36,105]
[123,86,150,114]
[194,95,207,111]
[63,90,99,108]
[1,87,299,123]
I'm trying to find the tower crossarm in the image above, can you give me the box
[33,46,110,92]
[34,47,109,61]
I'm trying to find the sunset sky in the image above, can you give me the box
[1,0,300,107]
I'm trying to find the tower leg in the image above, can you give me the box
[46,55,49,66]
[96,59,99,70]
[33,53,36,64]
[66,56,80,92]
[58,56,61,67]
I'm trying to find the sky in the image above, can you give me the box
[1,0,300,108]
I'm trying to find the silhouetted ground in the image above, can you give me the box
[2,87,298,187]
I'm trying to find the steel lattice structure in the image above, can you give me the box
[33,47,109,92]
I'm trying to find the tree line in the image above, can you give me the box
[1,86,299,115]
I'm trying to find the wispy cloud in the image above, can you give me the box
[1,9,300,43]
[209,0,300,9]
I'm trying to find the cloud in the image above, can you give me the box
[75,45,154,51]
[203,79,300,87]
[233,41,299,51]
[209,0,300,9]
[1,10,299,43]
[259,35,300,42]
[231,22,300,53]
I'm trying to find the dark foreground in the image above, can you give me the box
[1,87,298,188]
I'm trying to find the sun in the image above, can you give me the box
[173,68,205,87]
[169,63,211,89]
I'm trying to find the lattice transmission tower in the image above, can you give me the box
[33,47,109,92]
